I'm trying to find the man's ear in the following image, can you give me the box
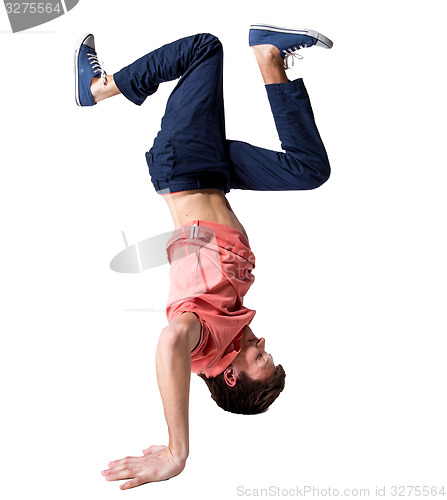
[223,365,237,387]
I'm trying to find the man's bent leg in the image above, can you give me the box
[227,44,330,191]
[114,34,230,193]
[112,33,223,108]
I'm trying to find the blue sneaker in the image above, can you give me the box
[74,33,107,106]
[249,24,333,68]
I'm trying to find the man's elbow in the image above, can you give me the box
[158,313,201,353]
[158,322,197,353]
[159,324,187,349]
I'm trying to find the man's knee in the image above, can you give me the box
[309,159,331,189]
[196,33,222,51]
[288,155,331,190]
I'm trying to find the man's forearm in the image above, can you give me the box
[102,321,198,489]
[155,328,192,463]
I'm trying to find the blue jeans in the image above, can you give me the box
[113,33,330,194]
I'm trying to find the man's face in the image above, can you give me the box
[230,326,276,382]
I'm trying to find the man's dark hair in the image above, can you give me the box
[198,365,286,415]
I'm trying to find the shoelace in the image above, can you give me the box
[282,44,308,69]
[87,51,107,85]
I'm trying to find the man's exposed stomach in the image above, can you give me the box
[162,188,248,240]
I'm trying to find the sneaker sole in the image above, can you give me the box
[74,33,94,106]
[250,24,333,49]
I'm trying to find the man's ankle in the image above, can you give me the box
[90,75,119,103]
[252,45,288,85]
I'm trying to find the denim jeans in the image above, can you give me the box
[113,33,330,194]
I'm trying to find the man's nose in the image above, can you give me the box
[257,337,266,349]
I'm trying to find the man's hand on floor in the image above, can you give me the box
[102,445,186,489]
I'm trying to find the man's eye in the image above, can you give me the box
[257,355,263,360]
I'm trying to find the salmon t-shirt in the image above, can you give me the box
[166,219,256,377]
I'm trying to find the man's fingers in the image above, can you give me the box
[107,456,137,469]
[104,464,125,475]
[103,457,136,477]
[106,468,135,482]
[120,477,142,490]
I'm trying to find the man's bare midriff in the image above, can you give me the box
[162,189,248,241]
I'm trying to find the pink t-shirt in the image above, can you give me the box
[166,219,256,377]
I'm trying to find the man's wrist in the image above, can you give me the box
[169,443,189,464]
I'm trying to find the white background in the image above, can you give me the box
[1,1,446,498]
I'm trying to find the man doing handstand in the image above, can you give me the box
[75,24,332,489]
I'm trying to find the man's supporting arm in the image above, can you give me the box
[155,312,201,463]
[102,312,201,490]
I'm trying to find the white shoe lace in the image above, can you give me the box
[87,51,108,85]
[282,44,308,69]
